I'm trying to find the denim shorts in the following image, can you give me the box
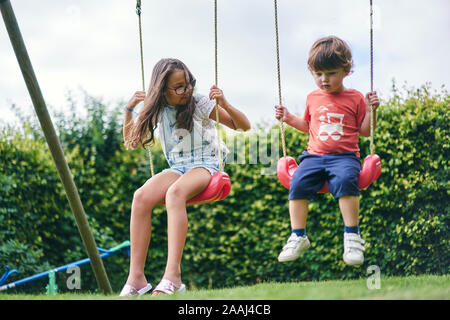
[289,151,361,200]
[162,155,226,176]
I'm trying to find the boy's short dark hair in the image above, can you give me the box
[308,36,353,73]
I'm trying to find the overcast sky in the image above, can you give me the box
[1,0,449,128]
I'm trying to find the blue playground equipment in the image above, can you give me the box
[0,241,130,293]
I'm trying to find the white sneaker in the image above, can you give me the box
[343,233,365,265]
[278,234,310,262]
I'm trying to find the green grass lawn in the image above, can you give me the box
[0,274,448,300]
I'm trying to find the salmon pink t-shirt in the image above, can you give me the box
[303,89,366,157]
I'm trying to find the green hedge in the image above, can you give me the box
[0,84,448,293]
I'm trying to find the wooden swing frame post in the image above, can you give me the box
[0,0,112,294]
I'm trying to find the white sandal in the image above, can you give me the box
[119,283,152,296]
[152,279,186,295]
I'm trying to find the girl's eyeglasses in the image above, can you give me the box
[167,79,196,95]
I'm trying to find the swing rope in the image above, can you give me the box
[136,0,145,94]
[273,0,287,159]
[369,0,375,156]
[136,0,155,177]
[214,0,223,172]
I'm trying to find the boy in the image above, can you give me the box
[275,36,379,265]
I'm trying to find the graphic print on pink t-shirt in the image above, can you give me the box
[304,89,366,157]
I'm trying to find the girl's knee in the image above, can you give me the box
[132,187,157,211]
[165,184,188,205]
[133,187,146,203]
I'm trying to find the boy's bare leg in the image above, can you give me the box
[339,195,365,265]
[278,199,311,262]
[338,195,359,227]
[289,199,308,229]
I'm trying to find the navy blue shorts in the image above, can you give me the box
[289,152,361,200]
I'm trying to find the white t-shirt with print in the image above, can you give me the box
[158,94,229,167]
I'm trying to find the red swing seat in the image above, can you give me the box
[161,171,231,206]
[277,154,381,192]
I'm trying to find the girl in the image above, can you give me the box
[119,58,250,296]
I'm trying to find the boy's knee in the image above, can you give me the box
[335,173,358,187]
[289,172,325,200]
[329,176,359,199]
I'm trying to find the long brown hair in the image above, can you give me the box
[125,58,196,149]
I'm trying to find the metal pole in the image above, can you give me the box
[0,0,112,294]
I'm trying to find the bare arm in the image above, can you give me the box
[209,85,251,131]
[123,91,145,148]
[275,105,309,133]
[359,91,380,137]
[123,108,134,146]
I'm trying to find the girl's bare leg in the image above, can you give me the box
[126,171,181,289]
[161,167,212,287]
